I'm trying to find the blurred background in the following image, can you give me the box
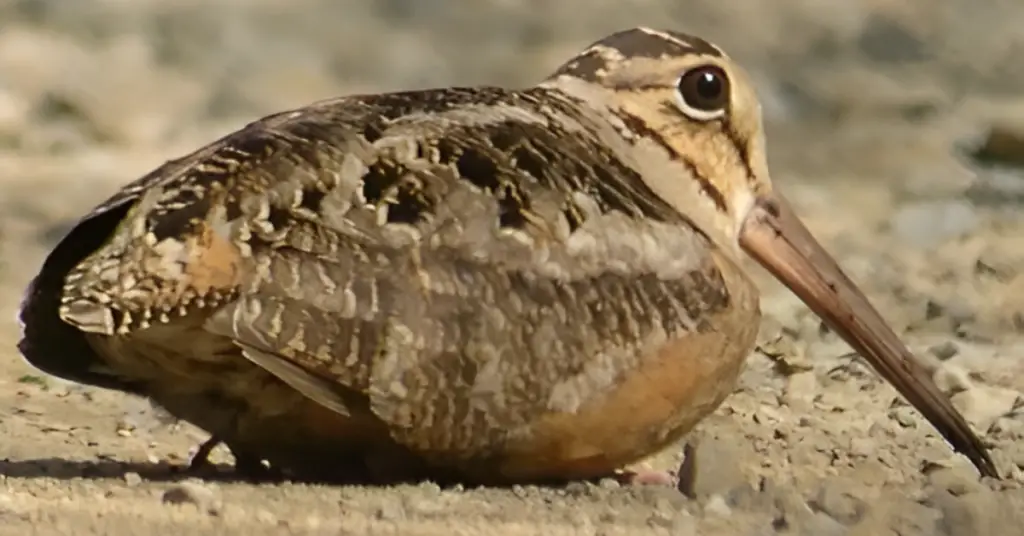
[3,0,1024,339]
[0,0,1022,150]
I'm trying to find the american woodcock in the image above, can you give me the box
[18,27,998,484]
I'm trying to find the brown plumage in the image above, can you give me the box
[18,27,997,484]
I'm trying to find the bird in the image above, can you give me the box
[17,27,998,485]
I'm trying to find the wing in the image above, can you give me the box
[37,86,731,457]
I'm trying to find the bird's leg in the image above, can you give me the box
[185,435,281,480]
[186,435,221,472]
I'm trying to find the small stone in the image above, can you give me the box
[782,371,819,408]
[848,437,875,458]
[703,494,732,517]
[802,512,850,536]
[676,434,747,500]
[646,510,674,529]
[925,466,984,497]
[417,481,442,494]
[933,364,973,395]
[951,385,1020,432]
[988,417,1024,440]
[772,489,815,531]
[857,14,928,63]
[810,480,867,525]
[930,490,985,536]
[890,200,978,248]
[626,482,690,511]
[161,481,219,512]
[889,407,918,428]
[670,513,697,536]
[848,495,940,536]
[563,481,593,498]
[374,501,406,521]
[970,123,1024,167]
[122,472,142,487]
[928,341,960,361]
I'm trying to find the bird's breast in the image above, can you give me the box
[489,249,762,482]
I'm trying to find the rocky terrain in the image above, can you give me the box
[2,1,1024,534]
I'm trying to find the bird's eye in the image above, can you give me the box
[674,65,730,121]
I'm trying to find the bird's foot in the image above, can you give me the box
[613,468,677,486]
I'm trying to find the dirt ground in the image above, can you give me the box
[3,1,1024,534]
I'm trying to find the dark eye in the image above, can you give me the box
[675,65,730,120]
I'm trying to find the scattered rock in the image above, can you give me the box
[677,433,748,500]
[857,14,929,63]
[122,472,142,487]
[965,168,1024,206]
[810,480,867,525]
[950,384,1020,432]
[802,512,850,536]
[889,406,919,429]
[703,494,732,517]
[782,371,819,408]
[374,500,407,522]
[889,200,979,248]
[254,509,277,525]
[932,363,974,395]
[969,123,1024,168]
[925,466,985,497]
[930,490,987,536]
[161,480,220,513]
[928,341,960,361]
[770,488,816,531]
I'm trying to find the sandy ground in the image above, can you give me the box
[3,1,1024,534]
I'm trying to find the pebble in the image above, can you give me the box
[782,371,819,408]
[932,363,974,394]
[802,512,850,536]
[122,471,142,487]
[810,480,867,525]
[966,168,1024,206]
[702,494,732,517]
[668,513,697,536]
[890,200,979,248]
[969,123,1024,167]
[374,501,407,521]
[771,488,816,530]
[988,416,1024,440]
[161,481,220,513]
[857,13,929,63]
[848,437,875,458]
[950,384,1020,432]
[925,467,985,497]
[887,408,916,430]
[928,341,961,361]
[676,434,748,500]
[930,490,989,536]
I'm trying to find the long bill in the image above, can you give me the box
[739,191,998,479]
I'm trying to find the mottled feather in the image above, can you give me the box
[18,27,764,483]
